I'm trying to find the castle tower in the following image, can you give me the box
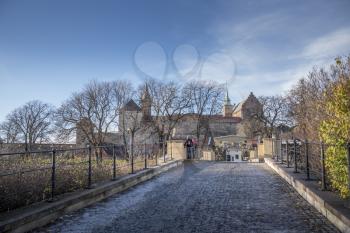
[76,118,94,146]
[118,99,142,132]
[141,83,152,120]
[232,92,262,119]
[223,87,233,117]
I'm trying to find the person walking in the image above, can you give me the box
[184,136,193,159]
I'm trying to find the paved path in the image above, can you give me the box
[37,161,339,233]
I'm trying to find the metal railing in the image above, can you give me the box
[272,139,350,193]
[0,143,171,212]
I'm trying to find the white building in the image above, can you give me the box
[226,148,243,162]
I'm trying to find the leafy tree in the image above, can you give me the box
[320,57,350,198]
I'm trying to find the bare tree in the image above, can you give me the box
[146,79,190,140]
[287,67,336,140]
[112,81,135,150]
[145,79,191,157]
[56,80,130,159]
[184,81,224,147]
[122,105,143,166]
[255,95,292,138]
[2,100,54,150]
[0,119,20,143]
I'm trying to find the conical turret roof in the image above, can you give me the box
[141,83,151,101]
[224,84,231,105]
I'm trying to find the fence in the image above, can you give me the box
[270,139,350,193]
[0,143,171,213]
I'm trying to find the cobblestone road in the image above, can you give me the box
[37,161,339,233]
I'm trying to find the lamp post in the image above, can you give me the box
[163,136,166,163]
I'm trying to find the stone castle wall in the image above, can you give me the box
[172,118,240,139]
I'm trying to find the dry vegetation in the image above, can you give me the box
[0,151,157,212]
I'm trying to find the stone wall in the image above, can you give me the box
[173,117,240,139]
[214,135,247,147]
[249,149,258,159]
[262,138,281,158]
[202,149,215,160]
[257,143,265,162]
[167,140,186,160]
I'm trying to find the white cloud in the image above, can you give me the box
[300,27,350,60]
[200,52,236,83]
[214,12,287,45]
[229,65,310,102]
[208,12,350,101]
[210,12,291,70]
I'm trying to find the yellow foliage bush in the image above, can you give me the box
[320,58,350,198]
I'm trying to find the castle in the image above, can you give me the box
[76,86,262,147]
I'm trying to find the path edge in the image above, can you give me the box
[0,160,183,233]
[265,158,350,233]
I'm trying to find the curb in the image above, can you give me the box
[0,160,183,233]
[265,158,350,233]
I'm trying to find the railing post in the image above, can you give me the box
[163,140,166,163]
[88,145,92,188]
[346,143,350,192]
[50,149,56,200]
[113,145,116,180]
[305,139,310,180]
[144,143,147,169]
[25,145,28,158]
[271,138,274,160]
[276,139,279,162]
[280,140,283,164]
[320,141,326,191]
[155,144,158,166]
[286,140,290,168]
[293,139,298,173]
[131,145,134,174]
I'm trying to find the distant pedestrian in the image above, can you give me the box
[192,138,198,159]
[184,136,193,159]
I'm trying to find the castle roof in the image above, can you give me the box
[122,99,141,111]
[232,92,257,113]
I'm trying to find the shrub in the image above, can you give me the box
[320,58,350,198]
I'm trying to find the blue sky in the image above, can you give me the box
[1,0,350,121]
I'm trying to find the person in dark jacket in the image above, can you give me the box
[184,136,193,159]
